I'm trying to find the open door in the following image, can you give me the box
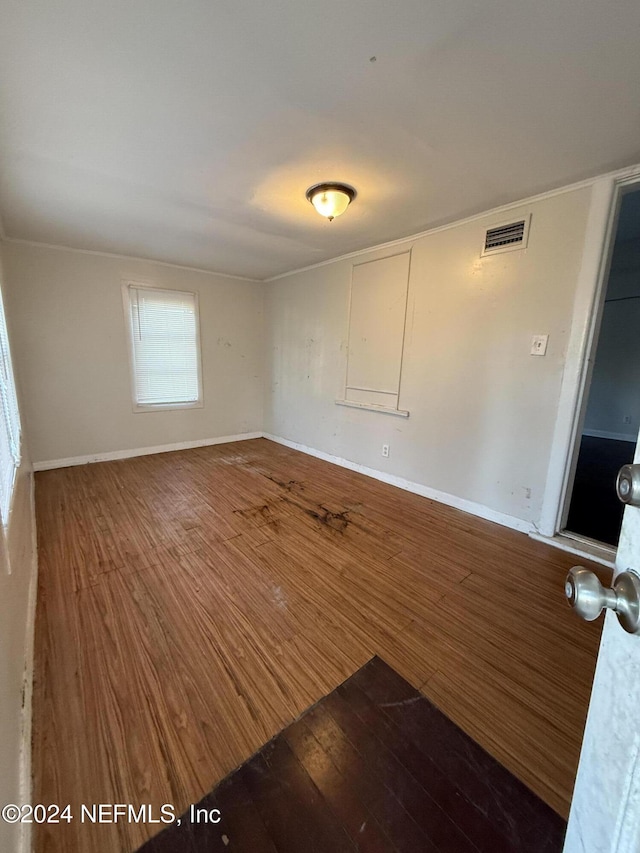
[564,446,640,850]
[563,188,640,553]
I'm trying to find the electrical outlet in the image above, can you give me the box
[382,444,389,458]
[624,415,632,424]
[530,334,549,356]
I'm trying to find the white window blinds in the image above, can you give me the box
[0,285,21,525]
[127,285,201,407]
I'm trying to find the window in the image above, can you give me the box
[0,283,21,526]
[124,283,203,411]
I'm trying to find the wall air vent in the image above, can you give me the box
[481,215,531,256]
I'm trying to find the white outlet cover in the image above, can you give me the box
[531,334,549,356]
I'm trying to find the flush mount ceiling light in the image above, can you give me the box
[305,182,356,222]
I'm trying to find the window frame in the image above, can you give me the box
[0,281,21,542]
[122,281,204,414]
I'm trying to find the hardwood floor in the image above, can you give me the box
[33,438,605,852]
[139,657,566,853]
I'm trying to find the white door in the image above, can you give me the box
[564,447,640,852]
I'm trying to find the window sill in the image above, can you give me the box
[335,399,410,418]
[133,400,204,413]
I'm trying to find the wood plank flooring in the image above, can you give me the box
[138,656,566,853]
[33,438,605,852]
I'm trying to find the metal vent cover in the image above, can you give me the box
[482,215,531,256]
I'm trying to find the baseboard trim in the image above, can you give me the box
[263,433,533,535]
[33,430,534,534]
[19,470,38,853]
[33,432,263,471]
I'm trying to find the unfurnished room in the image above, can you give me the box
[1,1,640,852]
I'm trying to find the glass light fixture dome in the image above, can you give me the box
[305,182,356,221]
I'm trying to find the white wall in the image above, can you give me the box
[583,240,640,442]
[264,186,593,528]
[1,243,265,465]
[0,245,37,853]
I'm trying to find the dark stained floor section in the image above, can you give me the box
[138,657,566,853]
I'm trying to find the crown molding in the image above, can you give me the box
[264,162,640,282]
[0,237,262,283]
[3,162,640,283]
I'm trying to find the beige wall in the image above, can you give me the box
[264,186,593,527]
[0,245,37,853]
[1,243,265,465]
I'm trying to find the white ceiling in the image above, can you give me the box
[1,0,639,280]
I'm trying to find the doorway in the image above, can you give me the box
[564,187,640,548]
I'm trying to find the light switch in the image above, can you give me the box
[531,334,549,356]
